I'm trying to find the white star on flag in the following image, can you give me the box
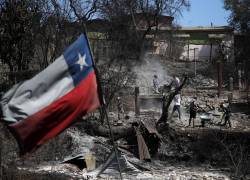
[76,53,88,71]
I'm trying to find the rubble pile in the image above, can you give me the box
[0,123,112,179]
[188,74,218,88]
[1,78,250,179]
[1,121,244,180]
[1,105,250,179]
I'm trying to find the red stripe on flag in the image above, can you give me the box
[9,71,100,154]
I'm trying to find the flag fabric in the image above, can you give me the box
[0,34,100,154]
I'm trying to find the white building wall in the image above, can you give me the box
[152,38,233,62]
[180,44,219,61]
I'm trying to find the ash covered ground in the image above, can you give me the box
[1,55,250,180]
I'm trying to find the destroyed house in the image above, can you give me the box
[149,26,234,62]
[86,15,234,63]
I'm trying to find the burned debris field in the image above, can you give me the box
[0,0,250,180]
[1,56,250,179]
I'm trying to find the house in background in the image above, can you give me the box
[86,14,234,63]
[150,25,234,62]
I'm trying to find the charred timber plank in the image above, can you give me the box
[135,127,151,160]
[80,120,134,140]
[94,125,134,140]
[141,118,162,139]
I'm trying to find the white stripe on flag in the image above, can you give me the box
[1,55,74,122]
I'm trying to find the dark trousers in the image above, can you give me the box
[222,116,232,128]
[189,111,196,127]
[171,105,181,119]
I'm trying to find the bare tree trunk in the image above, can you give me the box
[81,120,134,141]
[157,76,187,124]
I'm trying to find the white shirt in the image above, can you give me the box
[174,94,181,106]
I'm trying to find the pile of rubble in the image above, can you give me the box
[188,74,218,89]
[1,122,238,180]
[1,88,250,179]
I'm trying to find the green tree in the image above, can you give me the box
[224,0,250,88]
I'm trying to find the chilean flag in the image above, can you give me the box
[0,34,100,154]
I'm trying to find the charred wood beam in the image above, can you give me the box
[80,119,134,141]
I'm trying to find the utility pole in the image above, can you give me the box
[209,42,213,62]
[190,48,198,76]
[217,61,223,97]
[0,137,2,180]
[135,87,140,116]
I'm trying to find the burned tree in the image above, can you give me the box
[97,0,190,61]
[36,0,99,68]
[157,76,187,125]
[0,0,37,71]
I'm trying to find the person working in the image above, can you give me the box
[117,96,124,120]
[170,93,181,121]
[153,75,160,94]
[220,103,232,128]
[188,100,197,127]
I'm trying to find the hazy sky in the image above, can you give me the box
[177,0,231,27]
